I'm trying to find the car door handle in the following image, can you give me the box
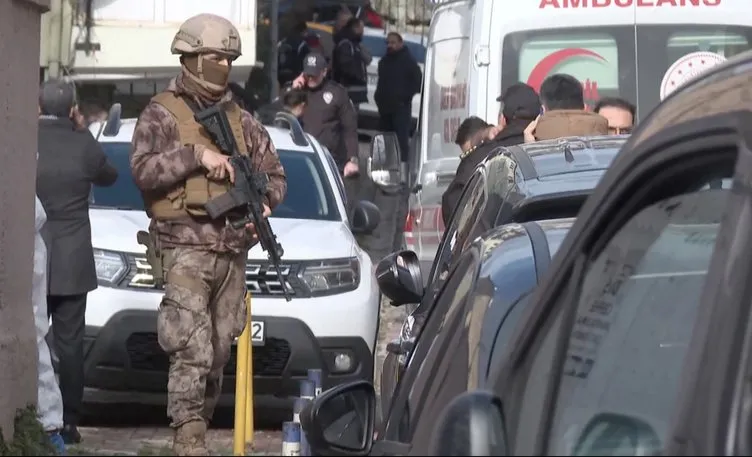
[387,341,414,355]
[435,171,455,182]
[386,342,402,355]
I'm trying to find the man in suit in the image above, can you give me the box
[36,79,118,444]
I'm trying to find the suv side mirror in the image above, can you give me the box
[431,391,508,456]
[350,200,380,235]
[375,250,423,305]
[300,380,376,456]
[368,132,401,192]
[572,413,660,456]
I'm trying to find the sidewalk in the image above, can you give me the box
[69,428,281,456]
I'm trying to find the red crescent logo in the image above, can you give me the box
[526,48,606,93]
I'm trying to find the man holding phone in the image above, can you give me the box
[293,52,360,180]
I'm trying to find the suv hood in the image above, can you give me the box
[89,208,355,260]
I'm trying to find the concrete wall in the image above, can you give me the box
[0,0,49,439]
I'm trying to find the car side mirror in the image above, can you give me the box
[368,132,401,192]
[300,380,376,456]
[375,250,423,305]
[350,200,380,235]
[431,391,508,456]
[572,413,660,456]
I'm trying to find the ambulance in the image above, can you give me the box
[406,0,752,272]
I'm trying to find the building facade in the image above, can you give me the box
[0,0,50,438]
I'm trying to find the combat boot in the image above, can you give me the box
[173,420,209,456]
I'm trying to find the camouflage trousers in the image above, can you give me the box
[157,247,247,428]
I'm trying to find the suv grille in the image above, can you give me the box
[125,332,290,376]
[126,257,308,298]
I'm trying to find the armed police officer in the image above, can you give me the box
[129,13,287,456]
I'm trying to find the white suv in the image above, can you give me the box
[76,109,383,407]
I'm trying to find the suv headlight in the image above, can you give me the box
[94,249,127,286]
[298,258,360,296]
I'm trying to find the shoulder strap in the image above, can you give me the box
[224,101,248,155]
[151,92,196,121]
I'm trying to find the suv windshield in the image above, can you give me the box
[91,143,340,221]
[502,24,752,120]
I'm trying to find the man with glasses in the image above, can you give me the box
[594,97,636,135]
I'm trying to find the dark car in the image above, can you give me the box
[379,135,628,408]
[416,52,752,455]
[300,217,574,455]
[300,49,752,457]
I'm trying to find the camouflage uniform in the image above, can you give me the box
[129,13,286,456]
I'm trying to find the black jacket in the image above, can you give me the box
[37,117,118,296]
[375,47,422,114]
[278,35,311,87]
[440,120,528,226]
[332,29,369,105]
[300,80,359,169]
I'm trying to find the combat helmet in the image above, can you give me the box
[171,13,242,59]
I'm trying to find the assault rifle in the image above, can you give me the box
[195,102,292,301]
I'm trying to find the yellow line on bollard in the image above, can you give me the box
[233,297,251,456]
[244,292,254,445]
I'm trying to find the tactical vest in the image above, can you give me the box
[143,92,248,220]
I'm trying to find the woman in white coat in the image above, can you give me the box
[34,192,66,455]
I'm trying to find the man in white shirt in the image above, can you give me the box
[34,190,66,455]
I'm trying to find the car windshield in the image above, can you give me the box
[91,143,340,221]
[361,34,427,63]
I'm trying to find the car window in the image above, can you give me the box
[93,143,341,221]
[361,35,427,63]
[425,171,486,297]
[547,189,728,455]
[320,144,347,206]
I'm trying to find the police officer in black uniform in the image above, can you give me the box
[293,51,359,179]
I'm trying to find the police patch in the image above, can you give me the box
[323,91,333,104]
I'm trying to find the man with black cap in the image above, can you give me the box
[293,51,359,179]
[36,78,118,444]
[440,82,541,224]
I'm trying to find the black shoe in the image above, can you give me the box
[60,424,81,445]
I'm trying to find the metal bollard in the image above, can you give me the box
[282,421,302,456]
[293,397,308,424]
[307,369,322,397]
[244,293,254,445]
[299,380,315,456]
[233,292,254,456]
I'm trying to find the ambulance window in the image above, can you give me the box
[666,31,749,63]
[502,28,637,112]
[518,34,620,106]
[634,25,752,117]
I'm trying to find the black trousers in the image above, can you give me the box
[48,293,87,425]
[378,105,412,162]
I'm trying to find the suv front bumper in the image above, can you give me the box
[69,310,373,407]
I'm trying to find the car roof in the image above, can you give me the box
[90,117,316,154]
[490,135,628,181]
